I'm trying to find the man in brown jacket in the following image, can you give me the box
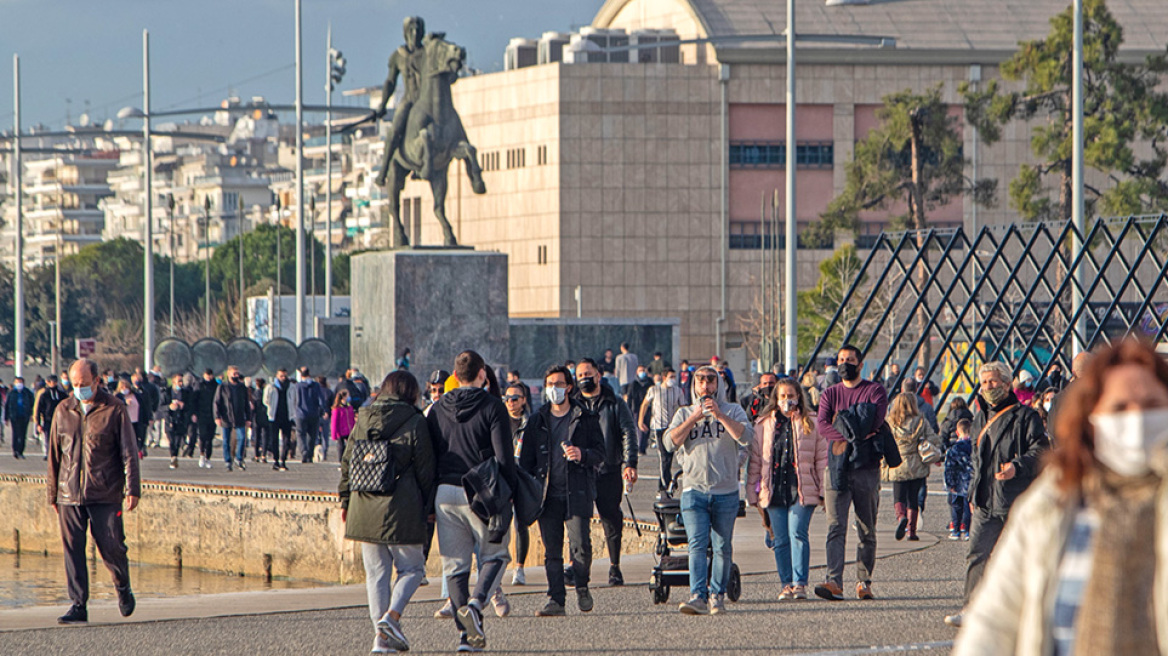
[47,358,141,624]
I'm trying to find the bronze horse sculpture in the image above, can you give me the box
[376,33,486,247]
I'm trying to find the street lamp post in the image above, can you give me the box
[142,29,155,372]
[238,194,245,336]
[326,28,346,320]
[294,0,306,343]
[1071,0,1086,354]
[274,197,282,337]
[310,195,316,333]
[204,196,212,336]
[784,0,797,372]
[13,54,24,378]
[167,193,175,335]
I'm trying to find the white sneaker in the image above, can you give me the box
[198,455,207,468]
[434,599,454,619]
[944,612,964,627]
[511,568,526,586]
[710,594,726,615]
[491,589,511,617]
[370,633,393,654]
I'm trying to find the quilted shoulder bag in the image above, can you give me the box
[349,439,398,494]
[917,431,943,465]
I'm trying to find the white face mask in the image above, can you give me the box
[1043,401,1052,412]
[544,385,567,405]
[1089,408,1168,477]
[664,378,676,388]
[781,398,798,412]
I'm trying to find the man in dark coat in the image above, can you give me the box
[5,376,35,458]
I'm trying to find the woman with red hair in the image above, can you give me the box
[954,339,1168,655]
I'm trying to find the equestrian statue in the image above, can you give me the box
[374,17,486,247]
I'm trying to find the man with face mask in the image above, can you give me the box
[191,369,219,468]
[47,359,140,624]
[626,365,654,455]
[740,372,778,424]
[518,366,605,616]
[5,376,35,459]
[214,366,253,471]
[943,361,1048,628]
[34,375,68,460]
[814,345,889,602]
[263,369,298,471]
[573,358,638,586]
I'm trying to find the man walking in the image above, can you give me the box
[263,369,298,471]
[740,372,778,424]
[814,344,889,601]
[614,343,639,394]
[192,369,219,468]
[162,373,192,469]
[214,366,253,471]
[519,365,605,617]
[34,375,68,460]
[626,365,654,455]
[664,365,753,615]
[47,359,140,624]
[427,350,516,652]
[5,376,34,459]
[294,367,325,464]
[573,358,638,585]
[943,361,1048,628]
[639,367,688,495]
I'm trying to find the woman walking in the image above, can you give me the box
[331,389,357,464]
[339,371,435,655]
[884,393,941,541]
[747,378,828,600]
[955,339,1168,655]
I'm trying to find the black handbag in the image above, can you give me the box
[349,440,397,494]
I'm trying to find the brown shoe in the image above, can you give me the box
[856,581,875,600]
[813,582,845,601]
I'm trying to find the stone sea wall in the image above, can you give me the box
[0,474,656,583]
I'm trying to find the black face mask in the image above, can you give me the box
[578,377,598,393]
[232,376,242,383]
[840,363,860,381]
[757,386,774,400]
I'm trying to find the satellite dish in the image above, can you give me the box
[225,338,263,377]
[153,338,192,377]
[190,338,228,376]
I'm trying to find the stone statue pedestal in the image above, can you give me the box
[350,249,509,380]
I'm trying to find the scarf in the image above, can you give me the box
[1074,470,1161,656]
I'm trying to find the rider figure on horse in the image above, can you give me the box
[374,16,426,188]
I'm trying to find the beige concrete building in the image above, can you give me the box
[387,0,1167,365]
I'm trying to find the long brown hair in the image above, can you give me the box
[761,378,814,434]
[887,392,920,428]
[1050,338,1168,493]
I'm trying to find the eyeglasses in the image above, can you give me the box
[503,395,524,402]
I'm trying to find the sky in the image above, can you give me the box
[0,0,606,130]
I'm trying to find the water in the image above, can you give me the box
[0,552,329,609]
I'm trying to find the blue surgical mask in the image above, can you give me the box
[74,385,95,402]
[637,371,647,380]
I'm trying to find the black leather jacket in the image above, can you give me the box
[518,401,605,517]
[575,381,638,474]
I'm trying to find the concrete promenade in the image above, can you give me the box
[0,449,965,654]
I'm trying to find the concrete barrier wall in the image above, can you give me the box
[1,475,656,584]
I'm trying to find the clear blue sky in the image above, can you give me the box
[0,0,605,129]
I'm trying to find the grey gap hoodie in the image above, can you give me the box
[664,368,754,495]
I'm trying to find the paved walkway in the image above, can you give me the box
[0,449,961,654]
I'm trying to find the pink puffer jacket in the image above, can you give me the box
[747,412,829,507]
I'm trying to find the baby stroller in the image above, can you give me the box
[648,480,744,605]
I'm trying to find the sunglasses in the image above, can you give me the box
[503,395,524,402]
[695,374,719,382]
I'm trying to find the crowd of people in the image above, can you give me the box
[33,337,1168,654]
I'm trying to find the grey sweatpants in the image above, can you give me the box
[823,465,881,587]
[435,484,510,609]
[361,542,425,625]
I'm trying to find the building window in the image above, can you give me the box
[728,142,833,169]
[482,152,500,172]
[506,148,526,170]
[728,221,815,250]
[536,244,549,265]
[536,145,548,165]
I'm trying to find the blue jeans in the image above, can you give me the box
[948,492,972,531]
[222,426,247,464]
[680,489,738,600]
[765,503,816,586]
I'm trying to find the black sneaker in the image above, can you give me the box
[608,566,624,587]
[535,599,565,617]
[236,459,246,471]
[563,565,576,587]
[273,463,282,471]
[116,586,135,617]
[226,462,233,472]
[455,604,486,650]
[57,604,87,624]
[577,587,594,612]
[456,634,482,653]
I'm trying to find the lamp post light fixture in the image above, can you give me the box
[167,193,175,335]
[204,196,212,336]
[238,194,245,336]
[326,27,346,320]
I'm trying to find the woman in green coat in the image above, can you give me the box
[340,371,436,655]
